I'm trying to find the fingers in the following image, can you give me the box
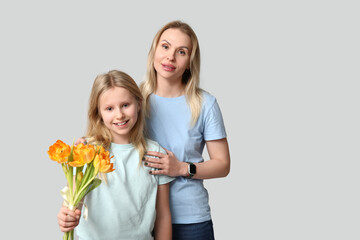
[58,218,78,232]
[162,147,173,156]
[75,137,86,146]
[143,155,162,164]
[144,162,163,169]
[143,156,163,170]
[58,205,81,232]
[149,169,167,175]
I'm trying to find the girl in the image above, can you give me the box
[57,70,174,240]
[141,21,231,240]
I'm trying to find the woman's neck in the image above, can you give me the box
[155,78,185,98]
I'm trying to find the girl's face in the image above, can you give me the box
[153,28,192,83]
[99,87,140,144]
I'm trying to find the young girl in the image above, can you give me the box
[57,70,174,240]
[141,21,231,240]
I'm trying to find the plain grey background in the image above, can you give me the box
[1,0,359,239]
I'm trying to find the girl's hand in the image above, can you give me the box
[57,204,81,232]
[143,148,187,177]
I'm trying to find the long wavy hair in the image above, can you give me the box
[140,20,203,125]
[86,70,147,164]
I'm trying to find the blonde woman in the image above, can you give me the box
[141,20,230,240]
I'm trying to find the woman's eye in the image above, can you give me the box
[162,44,169,50]
[178,50,186,55]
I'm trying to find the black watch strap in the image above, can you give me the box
[185,162,196,178]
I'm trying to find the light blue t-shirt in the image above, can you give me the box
[146,91,227,224]
[75,139,174,240]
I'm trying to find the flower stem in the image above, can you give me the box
[73,175,96,206]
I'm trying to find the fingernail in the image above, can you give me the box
[149,171,152,174]
[144,162,148,166]
[142,157,145,160]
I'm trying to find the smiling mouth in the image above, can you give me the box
[114,120,129,126]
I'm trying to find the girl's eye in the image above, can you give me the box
[123,104,129,108]
[106,107,113,111]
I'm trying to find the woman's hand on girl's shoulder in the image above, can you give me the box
[143,149,187,177]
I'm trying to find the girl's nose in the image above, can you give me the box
[115,109,125,118]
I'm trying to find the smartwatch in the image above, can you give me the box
[185,162,196,178]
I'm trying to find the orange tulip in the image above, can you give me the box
[94,146,115,173]
[69,143,95,167]
[48,139,115,240]
[48,140,71,164]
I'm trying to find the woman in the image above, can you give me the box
[141,20,230,240]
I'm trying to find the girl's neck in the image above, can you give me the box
[155,78,185,98]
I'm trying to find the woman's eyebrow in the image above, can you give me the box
[161,40,189,50]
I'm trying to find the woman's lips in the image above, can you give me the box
[162,64,175,71]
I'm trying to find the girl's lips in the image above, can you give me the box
[114,120,129,127]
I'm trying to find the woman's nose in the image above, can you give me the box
[167,50,175,61]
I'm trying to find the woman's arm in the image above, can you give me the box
[154,183,172,240]
[192,138,230,179]
[144,138,230,179]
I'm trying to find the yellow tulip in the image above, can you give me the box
[47,140,71,164]
[76,171,83,182]
[94,146,114,173]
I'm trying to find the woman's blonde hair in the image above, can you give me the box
[140,20,203,125]
[86,70,147,164]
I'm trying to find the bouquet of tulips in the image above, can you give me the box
[48,140,115,240]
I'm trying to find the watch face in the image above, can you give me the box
[189,163,196,174]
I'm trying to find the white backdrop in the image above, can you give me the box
[1,0,359,239]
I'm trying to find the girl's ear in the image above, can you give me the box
[137,101,142,113]
[98,111,104,122]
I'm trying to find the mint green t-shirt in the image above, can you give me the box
[75,139,174,240]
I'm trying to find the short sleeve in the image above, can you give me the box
[203,99,227,141]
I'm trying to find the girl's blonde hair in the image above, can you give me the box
[140,20,203,125]
[86,70,147,164]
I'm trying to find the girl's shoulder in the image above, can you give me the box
[145,138,165,153]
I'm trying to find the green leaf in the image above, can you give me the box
[74,178,102,206]
[86,178,102,194]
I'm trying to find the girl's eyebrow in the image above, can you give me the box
[161,40,189,50]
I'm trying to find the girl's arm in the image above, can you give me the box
[58,176,82,232]
[154,183,172,240]
[144,138,230,179]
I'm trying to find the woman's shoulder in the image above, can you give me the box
[200,89,217,108]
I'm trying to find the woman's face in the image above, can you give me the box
[153,28,192,84]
